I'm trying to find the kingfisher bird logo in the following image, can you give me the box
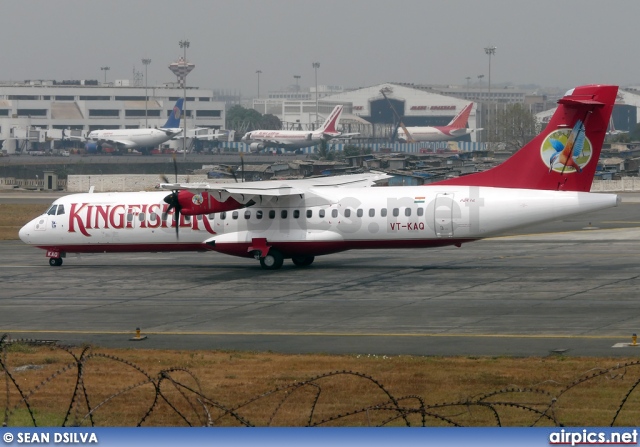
[541,120,592,174]
[173,106,181,120]
[192,194,204,206]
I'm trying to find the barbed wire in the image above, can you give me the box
[2,335,639,427]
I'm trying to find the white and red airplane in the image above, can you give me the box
[241,105,354,152]
[396,102,480,142]
[20,84,619,270]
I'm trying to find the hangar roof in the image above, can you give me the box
[324,83,472,119]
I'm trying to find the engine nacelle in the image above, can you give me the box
[249,142,265,152]
[176,190,247,216]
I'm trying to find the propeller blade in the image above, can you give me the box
[163,190,181,239]
[160,174,170,184]
[240,153,245,183]
[172,153,178,183]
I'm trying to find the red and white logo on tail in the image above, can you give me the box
[433,84,618,192]
[447,102,474,128]
[320,105,344,137]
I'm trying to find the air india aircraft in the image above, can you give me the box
[396,102,480,142]
[241,105,356,152]
[20,85,619,270]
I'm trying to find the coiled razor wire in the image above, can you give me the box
[2,334,639,427]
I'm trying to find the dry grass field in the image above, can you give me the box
[2,203,640,427]
[3,342,640,427]
[0,203,45,240]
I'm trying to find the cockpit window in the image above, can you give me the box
[56,204,65,215]
[47,205,58,215]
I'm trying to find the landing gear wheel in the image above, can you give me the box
[259,249,284,270]
[291,255,315,267]
[49,257,63,267]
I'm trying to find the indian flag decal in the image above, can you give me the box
[414,197,425,203]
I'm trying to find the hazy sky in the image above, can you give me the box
[2,0,638,96]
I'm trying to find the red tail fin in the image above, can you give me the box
[320,105,343,135]
[432,84,617,192]
[447,103,473,127]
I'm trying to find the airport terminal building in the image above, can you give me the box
[0,80,225,153]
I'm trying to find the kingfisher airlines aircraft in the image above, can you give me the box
[20,85,619,270]
[396,102,480,142]
[241,105,356,152]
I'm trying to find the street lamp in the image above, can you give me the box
[256,70,262,98]
[179,39,190,159]
[484,46,496,148]
[293,75,301,92]
[142,58,151,128]
[312,62,320,126]
[484,46,496,100]
[100,66,110,84]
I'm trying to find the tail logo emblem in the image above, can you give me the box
[540,120,592,174]
[173,106,181,120]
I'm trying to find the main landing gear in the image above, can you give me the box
[49,257,63,267]
[256,249,315,270]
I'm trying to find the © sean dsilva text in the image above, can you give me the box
[4,432,98,443]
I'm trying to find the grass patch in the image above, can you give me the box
[0,204,46,240]
[2,345,640,427]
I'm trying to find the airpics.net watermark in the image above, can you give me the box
[549,429,638,446]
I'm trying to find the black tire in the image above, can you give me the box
[291,255,315,267]
[49,257,63,267]
[260,249,284,270]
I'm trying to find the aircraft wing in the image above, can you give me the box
[159,171,391,201]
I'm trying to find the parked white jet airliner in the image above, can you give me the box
[82,99,184,152]
[20,85,619,270]
[396,102,480,142]
[241,105,355,152]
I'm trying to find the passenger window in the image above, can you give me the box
[150,213,158,222]
[244,210,251,219]
[306,210,312,218]
[127,213,134,223]
[269,210,276,219]
[344,209,351,218]
[139,213,146,221]
[331,209,338,218]
[417,208,424,217]
[405,208,411,217]
[256,210,263,219]
[162,212,168,221]
[393,208,399,217]
[232,211,239,220]
[369,209,375,217]
[47,205,58,215]
[208,213,215,220]
[220,212,227,220]
[197,214,202,221]
[357,209,363,218]
[293,210,300,218]
[319,209,325,218]
[281,210,288,219]
[381,208,387,217]
[184,215,191,223]
[56,204,65,215]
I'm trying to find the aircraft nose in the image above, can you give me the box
[19,221,31,243]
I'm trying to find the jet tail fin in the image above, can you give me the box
[447,103,473,127]
[432,84,618,192]
[162,98,184,129]
[320,105,344,136]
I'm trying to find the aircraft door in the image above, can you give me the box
[434,193,454,237]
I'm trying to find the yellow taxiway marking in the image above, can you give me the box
[0,329,626,340]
